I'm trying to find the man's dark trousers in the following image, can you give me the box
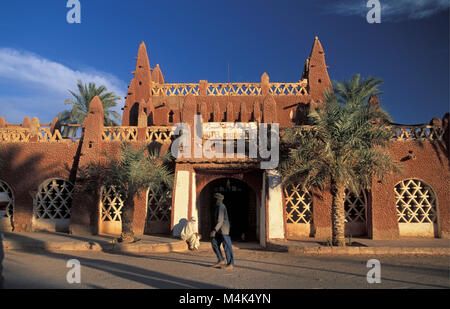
[211,233,234,266]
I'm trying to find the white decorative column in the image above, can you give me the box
[266,170,285,240]
[260,173,267,247]
[172,170,190,237]
[191,171,199,233]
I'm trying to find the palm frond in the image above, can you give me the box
[279,74,400,194]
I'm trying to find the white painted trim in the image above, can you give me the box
[260,172,266,247]
[267,170,285,240]
[172,170,190,237]
[191,171,199,233]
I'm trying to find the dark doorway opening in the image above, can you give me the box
[129,103,139,126]
[199,178,257,241]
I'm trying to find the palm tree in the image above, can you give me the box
[57,80,122,137]
[279,74,402,246]
[79,142,174,243]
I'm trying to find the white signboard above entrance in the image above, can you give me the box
[202,122,257,140]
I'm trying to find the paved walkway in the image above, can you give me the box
[1,232,187,253]
[269,237,450,255]
[1,232,449,255]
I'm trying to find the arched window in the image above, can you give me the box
[0,180,14,220]
[395,179,437,224]
[33,179,74,220]
[395,179,438,237]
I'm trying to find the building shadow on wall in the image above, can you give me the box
[0,145,59,232]
[0,233,4,289]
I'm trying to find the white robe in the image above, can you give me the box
[180,220,200,250]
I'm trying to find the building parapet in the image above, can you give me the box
[146,126,173,143]
[101,126,174,143]
[151,80,309,97]
[391,124,444,141]
[283,124,445,142]
[0,123,445,144]
[102,126,138,142]
[0,127,65,143]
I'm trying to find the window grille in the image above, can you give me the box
[345,191,367,223]
[0,180,14,218]
[147,185,172,222]
[284,184,313,224]
[395,179,437,223]
[33,179,74,219]
[100,186,124,222]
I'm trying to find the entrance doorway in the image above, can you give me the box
[198,178,257,241]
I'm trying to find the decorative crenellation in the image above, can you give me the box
[151,80,308,97]
[39,128,64,142]
[391,125,444,141]
[0,128,32,142]
[0,127,64,143]
[269,82,308,96]
[287,124,445,142]
[146,126,173,143]
[102,127,138,142]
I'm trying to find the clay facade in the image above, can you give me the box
[0,37,448,245]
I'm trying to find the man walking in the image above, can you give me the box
[210,193,234,270]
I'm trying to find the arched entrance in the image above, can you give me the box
[198,178,257,241]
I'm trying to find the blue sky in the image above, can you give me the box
[0,0,448,124]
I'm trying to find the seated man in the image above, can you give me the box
[180,217,201,250]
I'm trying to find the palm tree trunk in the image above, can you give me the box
[331,181,346,246]
[120,195,135,243]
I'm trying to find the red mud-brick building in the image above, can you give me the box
[0,37,448,246]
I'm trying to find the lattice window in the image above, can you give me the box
[345,190,367,223]
[147,185,172,222]
[101,186,124,222]
[395,179,437,223]
[34,179,74,220]
[284,184,313,224]
[0,180,14,218]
